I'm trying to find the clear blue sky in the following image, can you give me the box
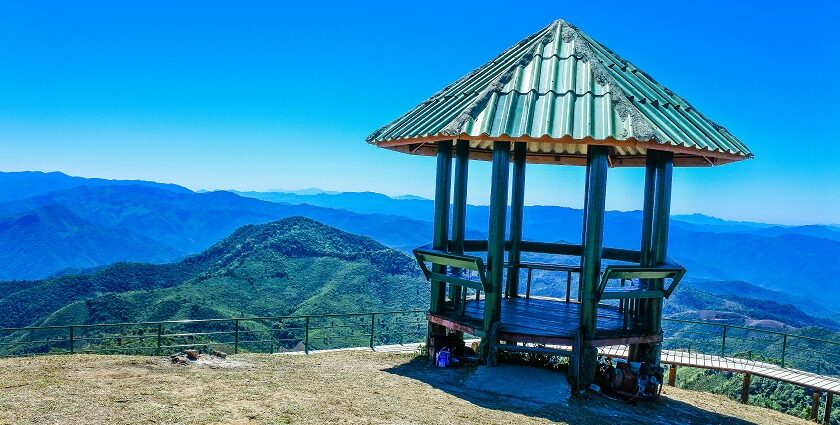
[1,1,838,224]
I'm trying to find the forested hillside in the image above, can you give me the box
[0,217,427,329]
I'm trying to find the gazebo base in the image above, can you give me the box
[428,297,661,348]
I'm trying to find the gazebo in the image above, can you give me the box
[367,19,752,389]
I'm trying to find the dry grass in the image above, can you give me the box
[0,351,812,425]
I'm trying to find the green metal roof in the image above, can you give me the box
[367,19,752,167]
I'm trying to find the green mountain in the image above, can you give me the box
[0,217,427,329]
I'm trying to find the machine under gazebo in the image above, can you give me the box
[366,19,752,389]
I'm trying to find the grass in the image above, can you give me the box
[0,351,814,425]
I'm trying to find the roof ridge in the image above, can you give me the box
[365,21,560,143]
[558,23,658,142]
[578,31,750,156]
[439,21,561,136]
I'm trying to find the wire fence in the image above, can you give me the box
[0,311,427,358]
[1,310,838,379]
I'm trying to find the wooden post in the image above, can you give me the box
[667,364,677,386]
[483,141,511,361]
[429,140,453,314]
[427,141,452,356]
[824,392,833,424]
[638,150,673,366]
[630,151,658,362]
[506,142,527,298]
[811,390,821,422]
[575,145,609,389]
[450,140,470,305]
[741,373,751,404]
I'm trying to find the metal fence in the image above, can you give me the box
[0,310,426,358]
[1,311,838,378]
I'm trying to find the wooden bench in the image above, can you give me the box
[596,265,686,302]
[413,248,490,293]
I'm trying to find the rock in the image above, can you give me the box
[185,350,200,360]
[170,354,188,365]
[211,350,228,359]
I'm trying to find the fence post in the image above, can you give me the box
[741,373,751,404]
[369,313,376,349]
[234,319,240,355]
[811,390,821,421]
[304,316,310,354]
[156,323,162,356]
[781,334,787,368]
[721,324,728,357]
[68,326,74,354]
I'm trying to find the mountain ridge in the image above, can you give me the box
[0,216,427,330]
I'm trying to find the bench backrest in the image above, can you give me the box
[597,265,686,301]
[413,248,489,292]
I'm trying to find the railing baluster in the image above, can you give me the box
[566,271,572,303]
[156,323,162,356]
[526,268,532,300]
[68,326,74,354]
[304,316,310,354]
[234,319,240,355]
[781,334,787,368]
[369,313,376,349]
[721,324,728,357]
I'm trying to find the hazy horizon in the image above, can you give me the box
[6,169,840,227]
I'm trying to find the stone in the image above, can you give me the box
[185,349,200,360]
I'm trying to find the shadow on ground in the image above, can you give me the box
[384,356,759,425]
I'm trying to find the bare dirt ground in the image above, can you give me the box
[0,351,812,425]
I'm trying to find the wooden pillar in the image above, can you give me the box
[506,142,527,298]
[574,145,609,389]
[629,151,658,362]
[824,392,833,424]
[638,150,673,366]
[449,140,470,304]
[639,151,658,267]
[811,390,821,422]
[741,373,751,404]
[667,364,677,386]
[483,141,511,360]
[429,140,453,314]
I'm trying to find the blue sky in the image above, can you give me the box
[1,1,838,224]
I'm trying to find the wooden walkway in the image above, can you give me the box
[599,345,840,394]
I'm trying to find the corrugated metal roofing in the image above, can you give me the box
[367,19,752,167]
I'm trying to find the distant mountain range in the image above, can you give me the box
[2,171,839,314]
[235,189,840,310]
[0,171,190,204]
[0,217,427,330]
[0,172,435,280]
